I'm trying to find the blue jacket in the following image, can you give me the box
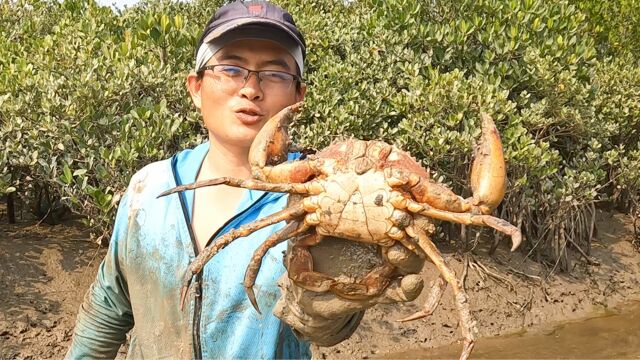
[66,142,311,359]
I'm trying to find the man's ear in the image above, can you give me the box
[186,72,202,110]
[296,83,307,103]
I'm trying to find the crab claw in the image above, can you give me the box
[245,286,262,315]
[249,102,303,181]
[469,113,507,215]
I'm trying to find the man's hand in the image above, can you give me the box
[273,237,425,346]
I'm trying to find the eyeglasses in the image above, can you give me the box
[199,64,301,92]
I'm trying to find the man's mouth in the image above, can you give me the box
[234,107,265,124]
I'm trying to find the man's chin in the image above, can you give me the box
[225,130,259,149]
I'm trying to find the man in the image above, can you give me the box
[66,1,423,358]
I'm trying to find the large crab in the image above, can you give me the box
[160,103,521,360]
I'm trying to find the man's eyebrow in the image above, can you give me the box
[217,54,247,63]
[217,53,293,71]
[259,59,292,71]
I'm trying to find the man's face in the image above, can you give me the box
[188,39,305,150]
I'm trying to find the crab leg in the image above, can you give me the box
[397,275,446,322]
[388,112,507,215]
[286,233,336,293]
[411,226,475,360]
[255,159,324,184]
[158,177,323,198]
[243,221,310,314]
[386,168,473,213]
[286,236,396,300]
[397,198,522,251]
[329,264,395,300]
[180,203,307,309]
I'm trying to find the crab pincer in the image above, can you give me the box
[469,112,507,215]
[249,102,303,180]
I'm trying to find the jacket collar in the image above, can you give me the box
[170,141,293,221]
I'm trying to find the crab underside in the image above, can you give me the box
[159,103,522,360]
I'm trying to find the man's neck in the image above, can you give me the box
[201,138,252,180]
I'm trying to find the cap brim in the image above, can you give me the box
[202,18,305,52]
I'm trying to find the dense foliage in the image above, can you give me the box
[1,0,639,271]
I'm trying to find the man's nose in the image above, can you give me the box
[238,72,263,100]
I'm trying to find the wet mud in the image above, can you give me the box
[382,300,640,359]
[1,205,639,359]
[314,210,640,359]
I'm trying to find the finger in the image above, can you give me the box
[295,286,370,318]
[385,243,425,274]
[377,274,424,304]
[398,275,446,322]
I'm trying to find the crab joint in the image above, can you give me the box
[391,209,412,229]
[388,226,404,240]
[390,194,407,209]
[305,213,320,225]
[385,168,410,187]
[303,197,319,212]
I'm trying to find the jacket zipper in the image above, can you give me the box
[187,194,268,359]
[171,156,270,359]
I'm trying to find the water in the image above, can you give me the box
[383,301,640,359]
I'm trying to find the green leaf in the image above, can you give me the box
[150,27,162,42]
[61,164,72,185]
[160,14,170,34]
[174,15,183,29]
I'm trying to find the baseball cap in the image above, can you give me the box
[195,1,306,75]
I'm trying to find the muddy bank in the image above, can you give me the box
[384,300,640,359]
[0,216,107,359]
[1,206,639,359]
[314,210,640,358]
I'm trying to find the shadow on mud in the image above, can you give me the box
[0,213,103,358]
